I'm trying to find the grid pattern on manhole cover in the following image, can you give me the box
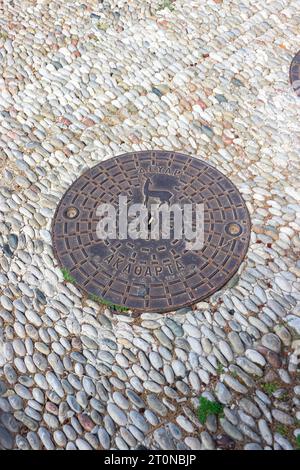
[52,151,251,313]
[290,51,300,96]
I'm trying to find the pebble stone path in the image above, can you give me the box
[0,0,300,451]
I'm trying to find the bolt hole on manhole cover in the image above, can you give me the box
[290,51,300,97]
[52,151,251,314]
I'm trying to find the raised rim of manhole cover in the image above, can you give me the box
[52,151,251,313]
[290,51,300,97]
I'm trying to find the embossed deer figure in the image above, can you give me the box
[143,177,173,204]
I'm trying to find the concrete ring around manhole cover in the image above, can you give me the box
[290,50,300,97]
[51,151,251,314]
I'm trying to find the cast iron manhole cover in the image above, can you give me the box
[290,51,300,96]
[52,151,251,313]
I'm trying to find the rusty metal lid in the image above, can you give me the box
[52,151,251,313]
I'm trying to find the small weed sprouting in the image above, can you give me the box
[277,391,289,402]
[216,362,224,375]
[295,434,300,450]
[97,22,109,31]
[157,0,175,12]
[276,424,289,437]
[261,382,278,396]
[61,268,76,284]
[88,293,129,312]
[198,396,224,425]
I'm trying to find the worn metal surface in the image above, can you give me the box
[290,51,300,96]
[52,151,251,313]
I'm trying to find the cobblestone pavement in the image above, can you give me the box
[0,0,300,450]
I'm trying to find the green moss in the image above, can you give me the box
[295,434,300,450]
[276,424,289,437]
[157,0,175,11]
[198,396,224,425]
[97,22,109,31]
[277,391,289,402]
[61,268,76,284]
[261,382,278,396]
[88,293,129,312]
[216,362,224,375]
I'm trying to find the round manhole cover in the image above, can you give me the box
[52,151,251,313]
[290,51,300,96]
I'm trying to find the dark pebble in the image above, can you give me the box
[201,124,214,137]
[135,445,148,450]
[0,425,14,449]
[52,61,63,70]
[35,289,47,305]
[216,434,235,450]
[0,412,20,433]
[0,380,7,396]
[232,78,244,87]
[8,234,18,250]
[257,346,282,368]
[2,244,13,258]
[266,350,282,368]
[151,87,163,98]
[240,331,253,348]
[1,111,10,118]
[90,13,101,19]
[215,94,228,103]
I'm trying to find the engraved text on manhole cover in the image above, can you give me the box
[52,151,251,313]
